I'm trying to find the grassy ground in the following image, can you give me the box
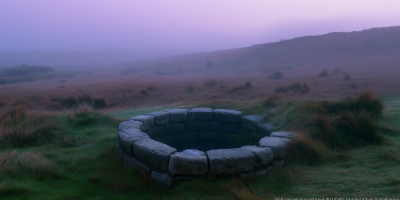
[1,92,399,199]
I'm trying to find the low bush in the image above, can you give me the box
[147,86,156,91]
[62,97,77,108]
[262,94,280,108]
[275,82,309,94]
[268,71,283,79]
[140,89,148,95]
[93,98,107,109]
[203,79,217,87]
[344,74,351,80]
[78,94,93,105]
[319,70,329,78]
[186,85,195,93]
[228,82,253,93]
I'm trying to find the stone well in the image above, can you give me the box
[116,108,293,189]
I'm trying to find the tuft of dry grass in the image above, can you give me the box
[268,71,283,80]
[275,82,309,94]
[262,94,280,108]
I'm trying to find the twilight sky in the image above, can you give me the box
[1,1,400,66]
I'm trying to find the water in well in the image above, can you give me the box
[160,132,257,152]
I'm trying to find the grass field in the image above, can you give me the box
[1,83,399,199]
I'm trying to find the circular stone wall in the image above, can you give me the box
[116,107,293,189]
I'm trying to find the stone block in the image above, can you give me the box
[223,123,237,133]
[146,126,165,138]
[118,120,144,132]
[116,142,124,163]
[117,129,150,156]
[123,155,152,177]
[255,164,273,178]
[207,148,255,175]
[123,154,135,168]
[270,131,294,139]
[213,109,242,123]
[133,139,177,172]
[187,107,213,121]
[129,115,154,131]
[169,149,208,175]
[175,132,199,141]
[241,115,263,131]
[256,123,275,136]
[238,127,252,135]
[144,111,169,125]
[259,137,292,158]
[151,171,176,189]
[273,158,285,168]
[164,109,188,124]
[240,145,273,167]
[166,123,185,134]
[185,121,223,132]
[238,171,255,181]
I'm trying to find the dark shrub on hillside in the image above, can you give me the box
[78,94,93,105]
[203,79,217,87]
[186,85,195,93]
[319,70,329,78]
[268,71,283,79]
[0,102,5,108]
[93,98,107,109]
[262,94,280,108]
[244,81,252,89]
[147,86,156,91]
[344,89,384,118]
[344,74,351,80]
[332,68,340,75]
[62,97,78,108]
[350,83,357,89]
[275,82,309,94]
[140,89,148,95]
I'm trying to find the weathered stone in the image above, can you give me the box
[238,127,252,135]
[117,129,150,156]
[259,137,292,158]
[164,109,188,124]
[240,146,273,167]
[207,148,255,175]
[151,171,176,189]
[256,123,275,136]
[255,164,273,177]
[166,123,185,134]
[118,120,144,132]
[213,109,242,123]
[116,142,124,163]
[175,132,199,141]
[133,139,177,172]
[238,171,255,181]
[123,155,152,177]
[241,115,263,131]
[185,121,223,132]
[169,149,208,175]
[144,111,169,125]
[223,123,237,133]
[129,115,154,131]
[187,107,213,121]
[146,126,165,138]
[270,131,294,139]
[273,158,285,168]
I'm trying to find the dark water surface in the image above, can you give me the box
[165,138,247,152]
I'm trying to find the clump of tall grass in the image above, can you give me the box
[344,74,351,80]
[262,94,280,108]
[0,150,60,177]
[281,89,387,164]
[0,105,61,148]
[275,82,309,94]
[227,81,253,93]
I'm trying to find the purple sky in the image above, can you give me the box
[1,1,400,54]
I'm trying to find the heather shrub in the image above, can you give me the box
[319,69,328,78]
[344,74,351,80]
[262,94,280,108]
[78,94,93,105]
[147,86,156,91]
[62,97,77,108]
[350,83,357,89]
[275,82,309,94]
[186,85,195,93]
[268,71,283,79]
[140,89,148,95]
[93,98,107,109]
[203,79,217,87]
